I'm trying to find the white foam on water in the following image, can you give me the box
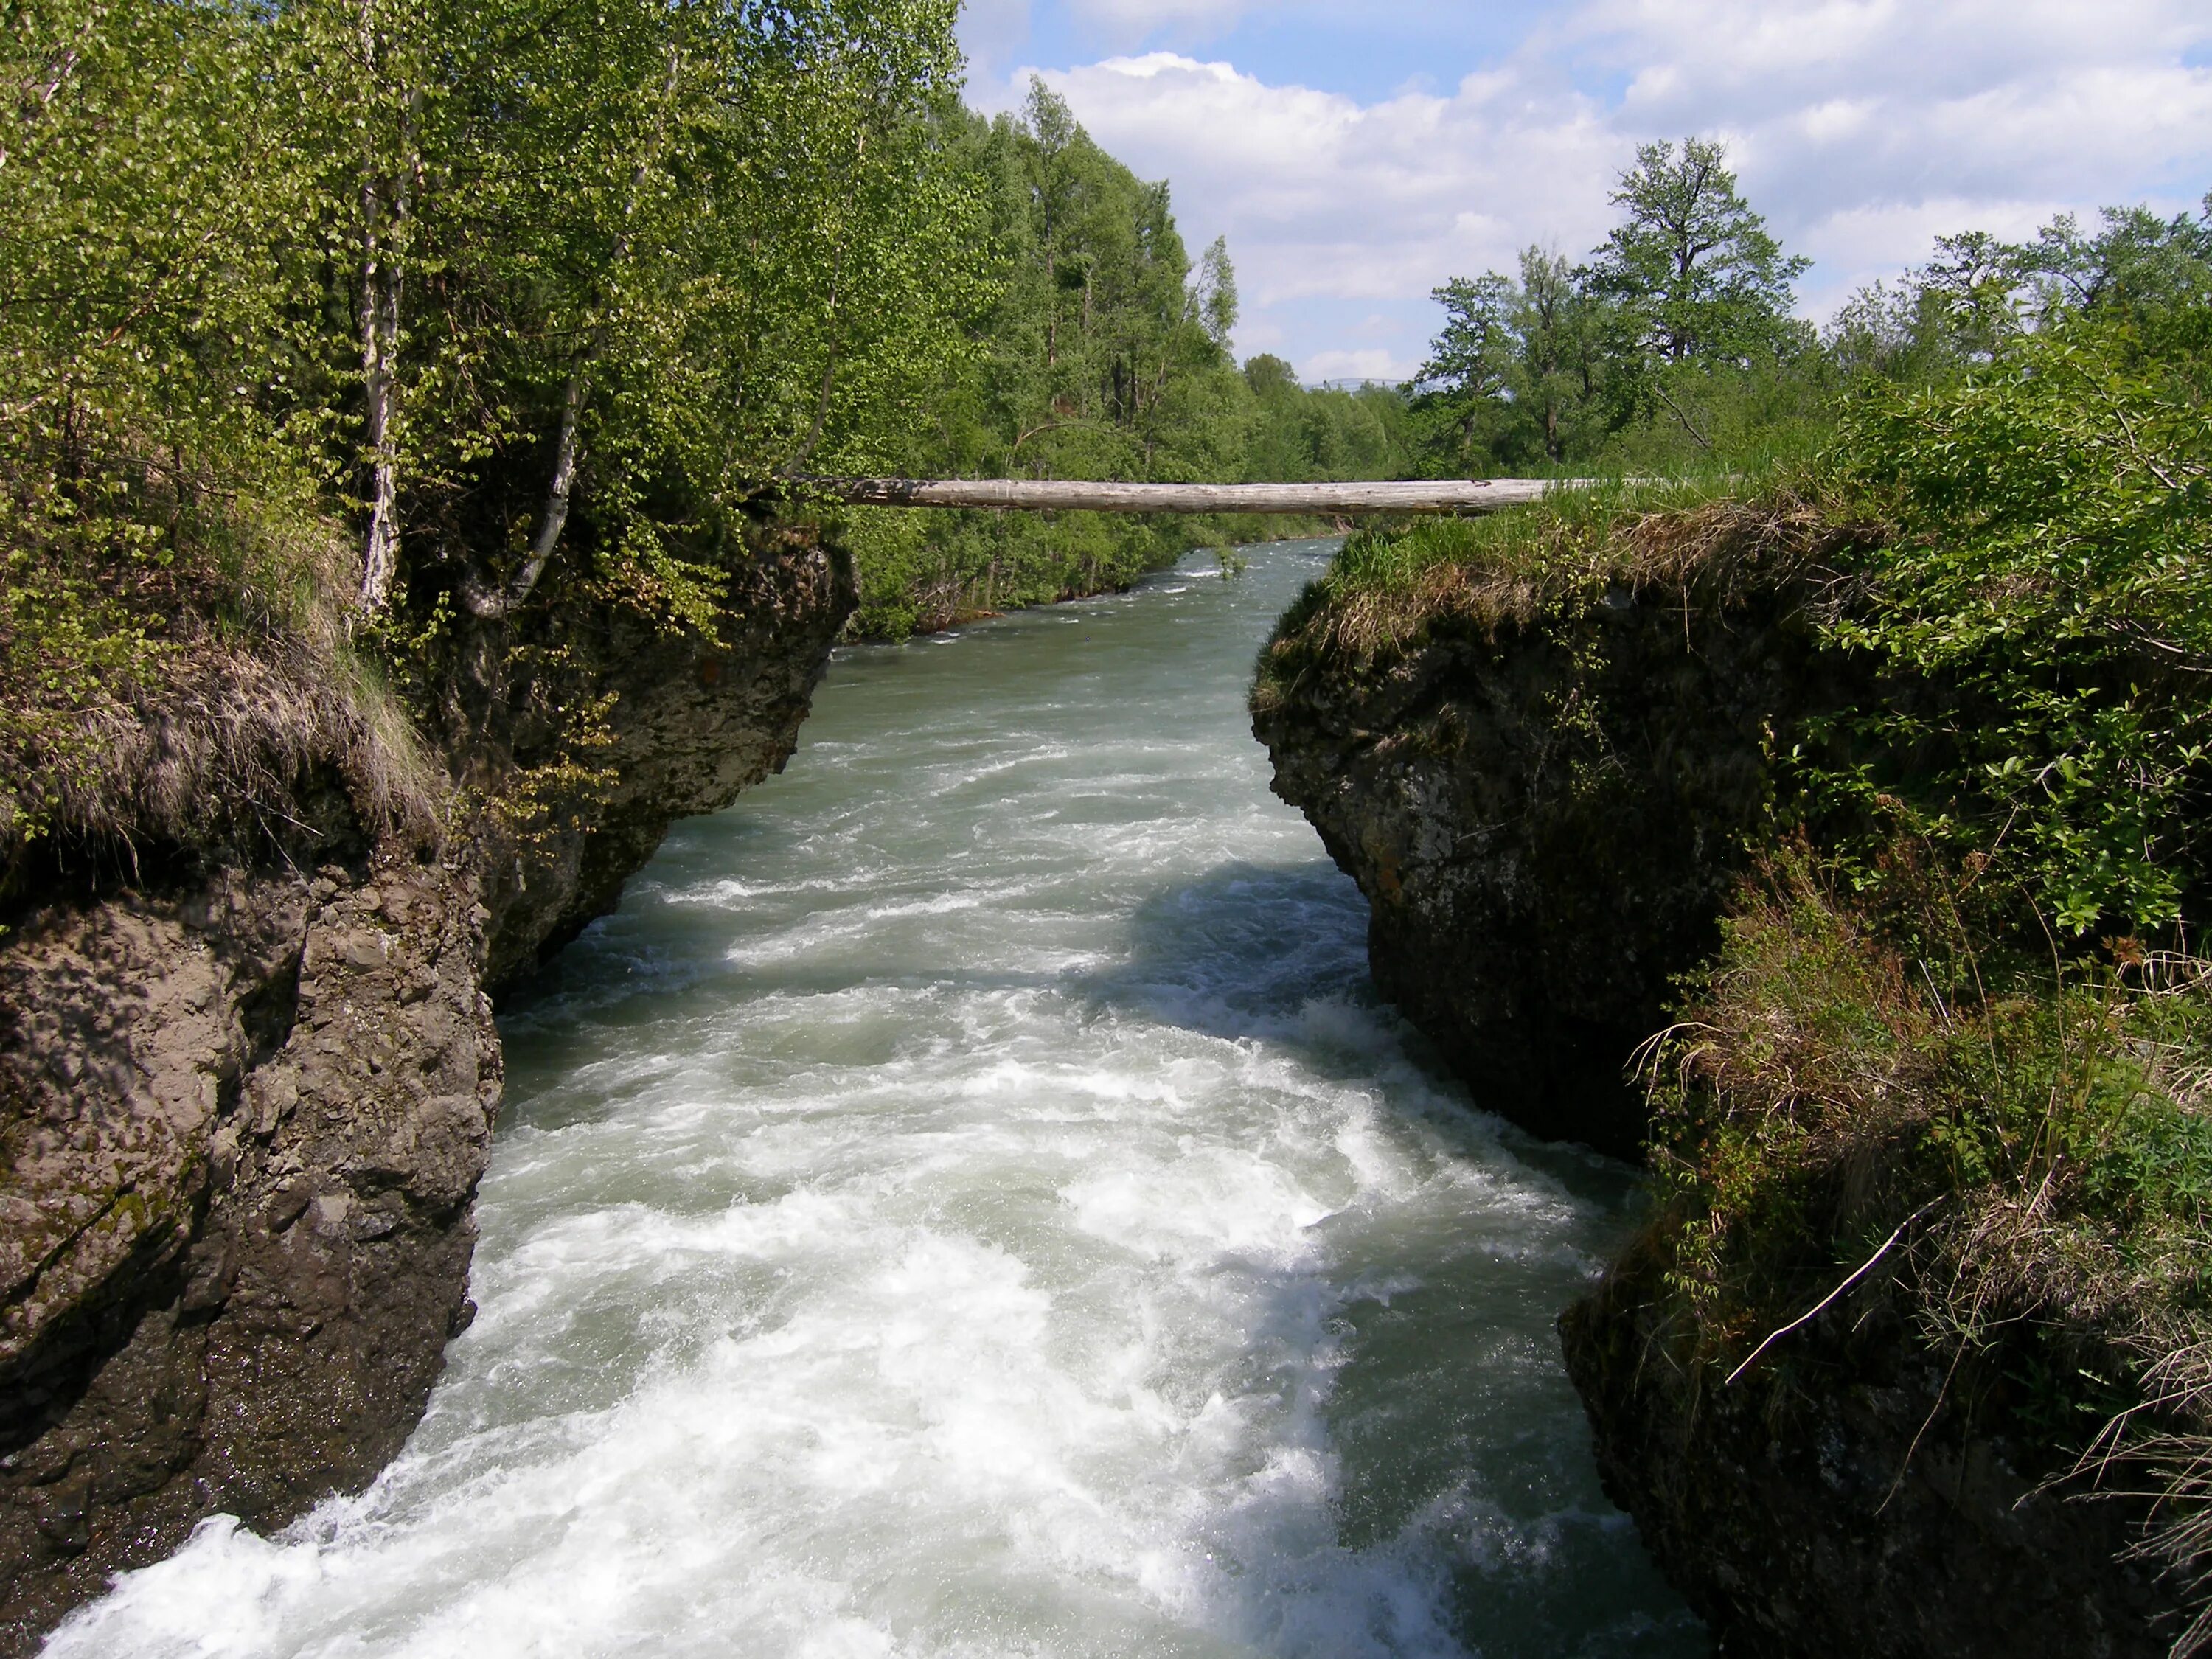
[48,545,1703,1659]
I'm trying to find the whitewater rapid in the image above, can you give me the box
[49,543,1700,1658]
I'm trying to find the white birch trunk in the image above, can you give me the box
[462,367,585,619]
[464,50,679,621]
[353,3,410,615]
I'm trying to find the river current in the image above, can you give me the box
[50,542,1701,1658]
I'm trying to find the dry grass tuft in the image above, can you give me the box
[48,631,443,858]
[1254,481,1877,702]
[2,497,445,874]
[1648,851,2212,1652]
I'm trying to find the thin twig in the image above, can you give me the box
[1652,383,1713,452]
[1726,1200,1941,1386]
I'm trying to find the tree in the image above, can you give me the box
[1829,199,2212,392]
[840,88,1416,634]
[1194,236,1238,350]
[1,0,981,684]
[1407,247,1610,472]
[1587,136,1809,367]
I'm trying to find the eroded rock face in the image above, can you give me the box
[1559,1253,2171,1659]
[0,860,497,1643]
[0,528,855,1650]
[459,526,857,989]
[1253,574,1849,1155]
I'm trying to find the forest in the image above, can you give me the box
[0,0,1418,855]
[1405,135,2212,479]
[844,80,1415,635]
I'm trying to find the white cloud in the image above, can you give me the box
[1790,196,2061,313]
[1582,1,2212,220]
[1036,55,1618,312]
[989,0,2212,378]
[1303,347,1405,382]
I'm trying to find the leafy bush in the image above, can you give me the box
[1809,316,2212,933]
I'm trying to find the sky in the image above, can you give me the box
[956,0,2212,383]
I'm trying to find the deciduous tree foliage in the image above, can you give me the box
[1587,136,1809,368]
[844,80,1414,636]
[1,0,978,843]
[1405,137,2212,933]
[1410,136,1817,476]
[0,0,975,613]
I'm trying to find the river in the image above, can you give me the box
[49,542,1702,1658]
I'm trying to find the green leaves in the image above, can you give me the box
[1,0,991,852]
[1408,138,1818,477]
[848,82,1418,635]
[1812,311,2212,933]
[1588,136,1809,369]
[1,0,979,628]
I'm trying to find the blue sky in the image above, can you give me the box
[957,0,2212,382]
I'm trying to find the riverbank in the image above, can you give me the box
[0,515,852,1649]
[46,544,1704,1658]
[841,507,1362,639]
[1253,457,2212,1653]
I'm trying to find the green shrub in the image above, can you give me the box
[1807,314,2212,933]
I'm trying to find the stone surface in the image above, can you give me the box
[1254,569,1851,1155]
[457,526,857,991]
[1560,1249,2173,1659]
[0,860,496,1644]
[0,526,855,1652]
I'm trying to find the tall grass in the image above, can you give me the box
[1645,849,2212,1649]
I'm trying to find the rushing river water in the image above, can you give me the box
[52,543,1702,1658]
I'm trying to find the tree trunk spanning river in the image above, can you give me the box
[47,544,1701,1659]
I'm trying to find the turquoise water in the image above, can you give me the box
[49,543,1702,1658]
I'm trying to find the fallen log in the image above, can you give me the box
[786,477,1559,516]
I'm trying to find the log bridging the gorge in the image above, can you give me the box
[786,477,1562,516]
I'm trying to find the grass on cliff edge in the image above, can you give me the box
[0,445,442,887]
[1249,459,1865,708]
[1644,848,2212,1652]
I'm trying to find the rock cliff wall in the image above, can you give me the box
[460,524,858,990]
[1253,526,2176,1657]
[0,527,853,1649]
[1253,546,1847,1156]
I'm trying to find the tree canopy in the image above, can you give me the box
[1588,137,1809,366]
[0,0,986,846]
[1409,136,1817,476]
[1,0,980,636]
[842,80,1413,635]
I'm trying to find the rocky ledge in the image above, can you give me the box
[1251,515,2177,1658]
[1251,521,1848,1156]
[0,526,853,1650]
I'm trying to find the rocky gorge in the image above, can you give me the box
[1252,507,2185,1658]
[0,523,855,1652]
[2,491,2188,1658]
